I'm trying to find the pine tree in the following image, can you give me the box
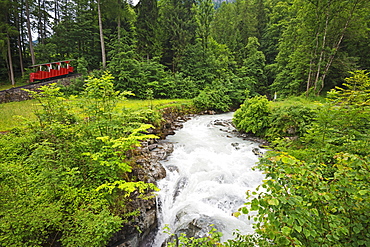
[159,0,197,72]
[136,0,161,60]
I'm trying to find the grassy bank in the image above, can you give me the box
[0,81,29,91]
[0,100,39,131]
[0,98,192,132]
[270,96,325,109]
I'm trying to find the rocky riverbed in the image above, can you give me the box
[107,108,195,247]
[108,109,267,247]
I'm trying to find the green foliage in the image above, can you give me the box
[300,103,369,157]
[193,79,232,112]
[170,73,199,99]
[108,42,179,99]
[233,95,271,136]
[136,0,161,59]
[237,36,267,95]
[232,71,370,246]
[159,0,197,72]
[59,208,122,247]
[328,70,370,106]
[267,104,317,141]
[270,0,370,96]
[0,73,161,246]
[211,0,259,64]
[238,152,370,247]
[24,84,76,127]
[233,95,322,143]
[164,226,223,247]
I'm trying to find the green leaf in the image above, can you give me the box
[282,226,292,235]
[232,211,241,218]
[241,207,249,214]
[251,198,259,211]
[267,198,279,206]
[303,228,311,237]
[293,224,302,233]
[358,190,368,195]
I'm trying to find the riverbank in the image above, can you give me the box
[109,110,267,247]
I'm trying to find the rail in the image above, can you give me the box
[0,73,81,104]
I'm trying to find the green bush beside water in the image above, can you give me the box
[168,71,370,246]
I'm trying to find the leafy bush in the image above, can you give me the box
[165,226,223,247]
[266,104,317,141]
[233,71,370,246]
[193,80,232,112]
[170,73,199,99]
[108,42,177,99]
[233,95,271,136]
[0,73,159,246]
[237,152,370,247]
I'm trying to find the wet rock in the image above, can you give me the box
[173,177,188,202]
[176,215,225,239]
[150,143,174,161]
[148,144,158,151]
[109,107,194,247]
[235,132,269,147]
[166,165,179,173]
[212,119,233,128]
[252,147,264,158]
[231,142,240,150]
[108,193,157,247]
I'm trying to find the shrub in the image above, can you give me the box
[193,80,232,112]
[266,104,317,141]
[233,95,271,136]
[0,73,160,246]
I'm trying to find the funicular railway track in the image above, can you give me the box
[0,73,81,93]
[0,73,81,104]
[0,60,80,103]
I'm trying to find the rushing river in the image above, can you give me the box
[152,112,265,246]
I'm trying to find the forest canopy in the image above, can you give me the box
[1,0,370,100]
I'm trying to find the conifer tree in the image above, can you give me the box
[136,0,161,59]
[159,0,197,72]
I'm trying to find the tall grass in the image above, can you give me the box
[0,100,39,132]
[0,82,29,91]
[0,98,192,132]
[270,95,325,109]
[120,99,192,110]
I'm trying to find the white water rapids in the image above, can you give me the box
[152,112,265,246]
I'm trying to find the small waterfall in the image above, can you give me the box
[152,112,264,246]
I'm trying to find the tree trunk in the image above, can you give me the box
[26,0,36,65]
[38,0,42,43]
[306,5,321,97]
[7,36,15,86]
[317,0,360,95]
[17,3,25,77]
[313,4,330,94]
[54,0,59,24]
[98,0,106,69]
[18,34,25,77]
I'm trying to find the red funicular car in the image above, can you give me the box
[29,60,74,83]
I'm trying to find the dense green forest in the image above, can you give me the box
[1,0,370,101]
[1,0,370,246]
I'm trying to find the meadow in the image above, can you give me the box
[0,98,191,132]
